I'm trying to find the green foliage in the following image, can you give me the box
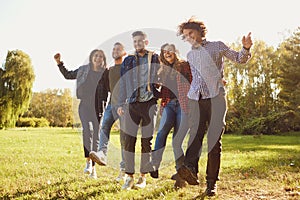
[0,50,35,129]
[277,27,300,111]
[224,28,300,134]
[16,117,36,127]
[224,40,279,126]
[242,110,300,135]
[24,89,75,127]
[16,117,49,127]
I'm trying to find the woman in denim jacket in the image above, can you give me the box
[54,49,109,179]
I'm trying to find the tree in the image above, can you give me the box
[0,50,35,129]
[277,27,300,111]
[224,40,280,133]
[24,89,75,127]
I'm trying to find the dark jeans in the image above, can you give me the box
[78,100,100,160]
[120,98,157,175]
[185,90,227,183]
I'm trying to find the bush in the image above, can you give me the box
[16,117,49,127]
[34,118,50,127]
[241,110,300,135]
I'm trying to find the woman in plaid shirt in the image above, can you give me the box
[151,43,192,189]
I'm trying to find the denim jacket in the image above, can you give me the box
[118,51,160,106]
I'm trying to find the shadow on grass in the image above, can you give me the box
[1,178,79,199]
[1,177,120,199]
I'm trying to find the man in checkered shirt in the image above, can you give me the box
[177,17,252,197]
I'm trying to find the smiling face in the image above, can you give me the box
[92,51,104,67]
[162,44,176,64]
[133,35,148,53]
[112,44,125,60]
[182,28,202,47]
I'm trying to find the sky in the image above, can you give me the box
[0,0,299,94]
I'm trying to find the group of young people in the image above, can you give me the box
[54,18,252,196]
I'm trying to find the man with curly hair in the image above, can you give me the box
[177,17,252,196]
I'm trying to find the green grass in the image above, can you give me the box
[0,128,299,199]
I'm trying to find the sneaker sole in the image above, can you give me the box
[135,184,146,189]
[89,152,107,166]
[89,175,98,179]
[178,166,199,185]
[84,170,92,175]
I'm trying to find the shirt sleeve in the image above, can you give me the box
[118,60,127,106]
[57,62,78,79]
[219,41,251,64]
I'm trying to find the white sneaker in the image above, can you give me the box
[89,167,97,179]
[89,151,107,166]
[115,170,126,182]
[135,176,146,189]
[121,176,134,190]
[84,160,92,174]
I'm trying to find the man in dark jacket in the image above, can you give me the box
[117,31,160,190]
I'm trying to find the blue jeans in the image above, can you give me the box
[99,103,125,169]
[153,99,189,171]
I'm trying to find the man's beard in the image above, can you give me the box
[113,55,122,60]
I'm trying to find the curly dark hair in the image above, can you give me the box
[177,17,207,39]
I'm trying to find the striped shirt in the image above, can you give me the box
[187,39,251,100]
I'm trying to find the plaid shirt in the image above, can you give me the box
[160,60,192,114]
[187,39,251,100]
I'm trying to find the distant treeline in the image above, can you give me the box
[1,28,299,134]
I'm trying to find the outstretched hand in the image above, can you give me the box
[54,53,61,65]
[242,32,253,50]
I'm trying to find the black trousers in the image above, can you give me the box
[185,91,227,183]
[120,98,157,174]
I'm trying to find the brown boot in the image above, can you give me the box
[174,174,186,189]
[178,165,199,185]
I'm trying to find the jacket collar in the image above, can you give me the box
[192,39,208,50]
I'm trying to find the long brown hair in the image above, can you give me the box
[159,43,184,82]
[89,49,107,67]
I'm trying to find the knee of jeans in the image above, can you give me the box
[156,128,169,140]
[101,124,112,132]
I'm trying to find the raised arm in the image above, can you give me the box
[54,53,78,79]
[220,32,253,64]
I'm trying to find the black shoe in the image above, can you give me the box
[171,173,178,180]
[178,165,199,185]
[205,182,217,196]
[150,170,159,179]
[173,174,186,189]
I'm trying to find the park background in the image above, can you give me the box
[0,0,299,199]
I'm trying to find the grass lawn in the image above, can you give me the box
[0,128,299,199]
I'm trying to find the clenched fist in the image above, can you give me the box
[54,53,61,65]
